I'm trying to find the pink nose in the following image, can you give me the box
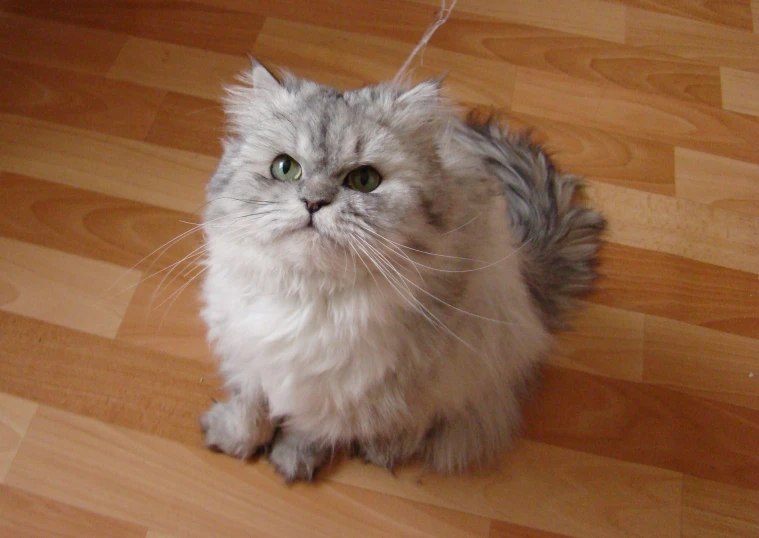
[304,199,329,214]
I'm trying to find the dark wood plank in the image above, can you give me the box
[523,366,759,491]
[0,172,202,272]
[145,92,225,157]
[591,242,759,339]
[0,58,165,140]
[0,310,218,446]
[3,0,265,56]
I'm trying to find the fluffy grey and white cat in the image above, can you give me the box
[199,61,604,482]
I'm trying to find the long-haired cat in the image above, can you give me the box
[199,61,605,482]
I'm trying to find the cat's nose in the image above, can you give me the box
[303,199,330,214]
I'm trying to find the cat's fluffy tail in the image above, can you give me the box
[465,116,606,328]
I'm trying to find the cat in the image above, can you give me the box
[199,60,605,482]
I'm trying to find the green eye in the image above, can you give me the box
[346,166,382,193]
[270,154,302,181]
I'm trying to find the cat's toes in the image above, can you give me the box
[200,401,271,459]
[268,433,326,483]
[360,445,397,474]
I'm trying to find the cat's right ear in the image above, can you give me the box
[249,58,281,93]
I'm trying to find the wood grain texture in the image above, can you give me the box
[549,303,644,382]
[0,484,148,538]
[0,173,201,273]
[489,520,573,538]
[7,405,492,538]
[626,7,759,71]
[0,238,141,338]
[586,181,759,275]
[0,58,165,140]
[0,393,37,482]
[145,93,225,157]
[0,114,214,213]
[0,12,127,75]
[107,37,249,101]
[438,18,722,106]
[644,316,759,410]
[721,66,759,116]
[4,0,266,56]
[0,311,216,447]
[329,440,682,538]
[609,0,754,30]
[676,146,759,216]
[116,272,212,363]
[255,19,517,107]
[523,367,759,490]
[414,0,627,43]
[511,66,759,165]
[2,3,759,536]
[504,111,675,195]
[592,243,759,340]
[682,476,759,538]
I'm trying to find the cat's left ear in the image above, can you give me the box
[248,58,282,94]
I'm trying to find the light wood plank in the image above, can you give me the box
[0,484,148,538]
[5,0,266,56]
[586,181,759,275]
[116,271,212,363]
[0,311,216,447]
[329,439,682,538]
[412,0,627,43]
[721,66,759,117]
[676,147,759,216]
[682,476,759,538]
[644,316,759,410]
[608,0,754,30]
[254,18,518,108]
[439,18,722,106]
[107,37,249,101]
[0,238,141,338]
[0,12,127,75]
[0,58,165,140]
[626,7,759,71]
[511,67,759,163]
[7,406,491,538]
[549,303,644,382]
[592,243,759,340]
[754,0,759,33]
[0,173,202,273]
[0,393,37,482]
[0,113,214,214]
[523,367,759,491]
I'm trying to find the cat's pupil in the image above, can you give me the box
[281,160,291,174]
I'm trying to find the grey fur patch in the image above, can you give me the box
[419,194,447,231]
[465,115,606,327]
[268,429,329,482]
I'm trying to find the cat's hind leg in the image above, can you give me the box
[200,390,275,459]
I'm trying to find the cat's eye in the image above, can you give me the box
[270,155,302,181]
[345,166,382,193]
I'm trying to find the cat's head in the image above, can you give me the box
[205,61,463,279]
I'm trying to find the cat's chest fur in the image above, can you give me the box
[201,256,414,436]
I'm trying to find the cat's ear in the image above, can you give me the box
[249,58,281,93]
[397,75,446,106]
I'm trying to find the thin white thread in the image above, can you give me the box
[393,0,458,84]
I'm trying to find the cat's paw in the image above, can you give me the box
[200,400,274,459]
[268,432,327,483]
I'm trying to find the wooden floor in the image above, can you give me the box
[1,0,758,536]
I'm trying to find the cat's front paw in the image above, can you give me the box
[268,431,328,483]
[200,400,274,459]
